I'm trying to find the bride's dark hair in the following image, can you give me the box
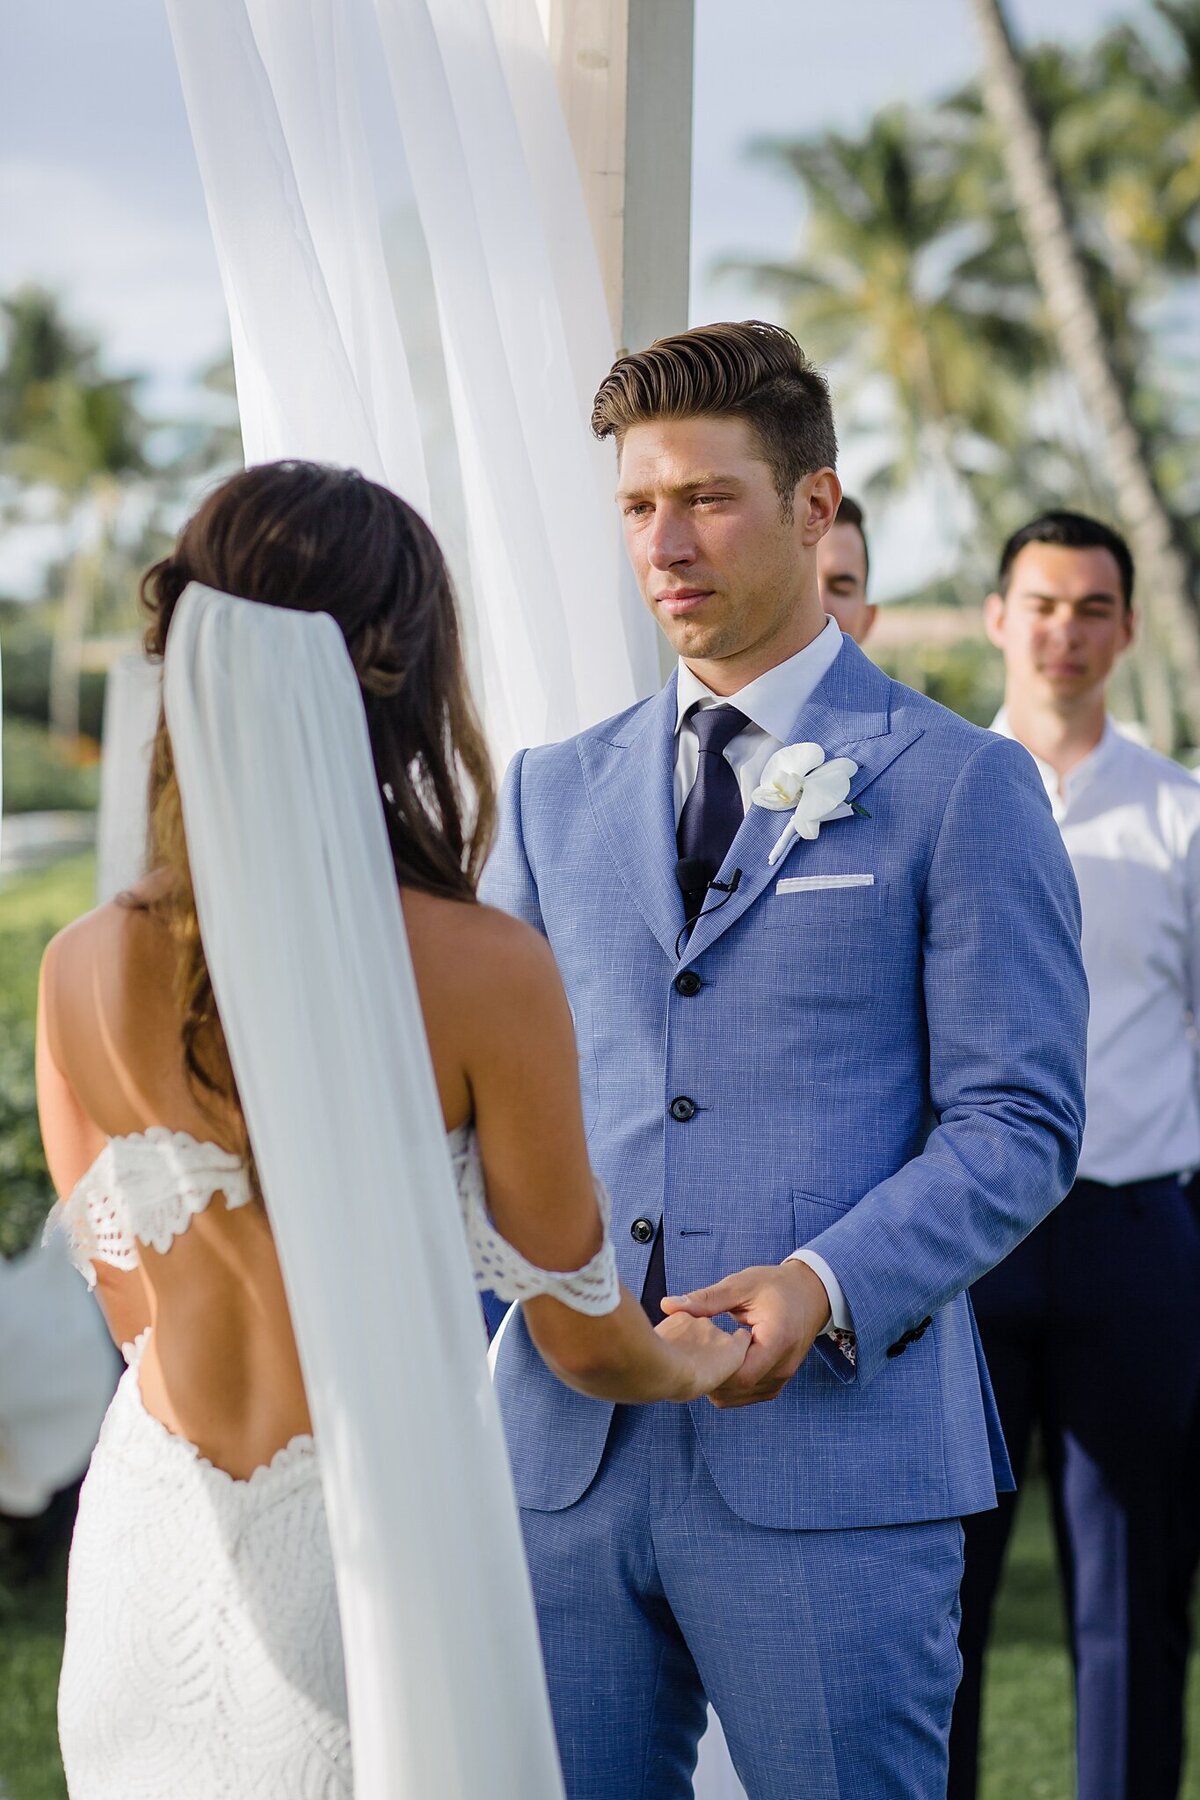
[139,459,495,1141]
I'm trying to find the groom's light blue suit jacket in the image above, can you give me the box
[483,640,1087,1530]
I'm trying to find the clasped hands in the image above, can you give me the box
[657,1259,833,1409]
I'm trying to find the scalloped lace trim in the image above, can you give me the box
[448,1126,621,1316]
[46,1127,253,1289]
[119,1329,318,1491]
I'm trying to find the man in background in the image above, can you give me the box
[949,510,1200,1800]
[815,494,875,645]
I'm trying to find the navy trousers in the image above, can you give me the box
[949,1175,1200,1800]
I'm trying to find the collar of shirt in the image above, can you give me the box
[673,617,844,821]
[990,707,1121,825]
[675,615,843,740]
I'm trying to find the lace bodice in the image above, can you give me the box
[49,1121,620,1316]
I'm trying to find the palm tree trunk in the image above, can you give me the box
[968,0,1200,751]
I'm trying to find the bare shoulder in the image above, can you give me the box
[401,889,559,997]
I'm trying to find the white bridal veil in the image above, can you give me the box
[163,582,565,1799]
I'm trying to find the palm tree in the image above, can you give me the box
[741,108,1048,553]
[966,0,1200,748]
[0,288,148,739]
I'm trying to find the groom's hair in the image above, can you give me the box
[591,321,837,516]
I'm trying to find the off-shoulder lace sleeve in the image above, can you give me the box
[44,1128,253,1288]
[450,1130,621,1316]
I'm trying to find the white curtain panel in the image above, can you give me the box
[165,0,428,509]
[166,0,659,768]
[95,654,162,904]
[165,584,565,1799]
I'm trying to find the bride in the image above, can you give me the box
[37,460,748,1798]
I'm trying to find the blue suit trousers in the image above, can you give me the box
[522,1401,965,1800]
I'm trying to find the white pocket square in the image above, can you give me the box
[775,874,875,894]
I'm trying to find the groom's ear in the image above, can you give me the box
[796,468,841,544]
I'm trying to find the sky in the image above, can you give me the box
[0,0,1144,596]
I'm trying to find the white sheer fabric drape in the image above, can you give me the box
[95,654,161,903]
[163,583,564,1800]
[165,0,658,770]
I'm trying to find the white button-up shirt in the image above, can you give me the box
[674,618,852,1331]
[993,711,1200,1185]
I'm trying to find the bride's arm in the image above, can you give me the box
[463,912,748,1404]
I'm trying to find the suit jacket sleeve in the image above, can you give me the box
[479,750,546,936]
[802,734,1088,1387]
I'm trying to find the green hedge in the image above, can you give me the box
[0,855,96,1256]
[1,719,100,815]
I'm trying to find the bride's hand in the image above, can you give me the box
[653,1312,751,1402]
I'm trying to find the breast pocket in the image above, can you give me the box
[761,878,887,929]
[759,878,891,1000]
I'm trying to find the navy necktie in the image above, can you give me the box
[675,703,750,922]
[641,703,749,1323]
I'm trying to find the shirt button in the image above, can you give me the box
[674,971,702,997]
[630,1217,655,1244]
[669,1096,697,1122]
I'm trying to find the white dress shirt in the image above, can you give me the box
[993,710,1200,1184]
[674,618,853,1332]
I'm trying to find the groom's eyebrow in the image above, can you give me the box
[616,473,745,500]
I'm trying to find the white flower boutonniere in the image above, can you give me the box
[751,742,869,866]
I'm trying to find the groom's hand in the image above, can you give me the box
[659,1262,832,1408]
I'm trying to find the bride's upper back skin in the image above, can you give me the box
[37,462,717,1484]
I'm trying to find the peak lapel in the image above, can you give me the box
[578,677,687,961]
[682,641,923,964]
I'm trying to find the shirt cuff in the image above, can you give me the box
[786,1249,852,1334]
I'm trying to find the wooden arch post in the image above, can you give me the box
[542,0,695,682]
[542,0,695,355]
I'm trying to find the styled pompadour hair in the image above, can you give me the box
[591,320,837,513]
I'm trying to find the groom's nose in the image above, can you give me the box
[646,504,699,572]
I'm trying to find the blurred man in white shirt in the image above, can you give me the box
[816,494,875,645]
[949,511,1200,1800]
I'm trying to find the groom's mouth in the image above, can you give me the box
[656,588,715,617]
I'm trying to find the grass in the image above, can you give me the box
[0,854,96,939]
[0,1554,69,1800]
[1,1477,1198,1797]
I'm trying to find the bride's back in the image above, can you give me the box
[40,865,524,1478]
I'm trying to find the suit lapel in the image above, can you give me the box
[578,676,687,960]
[681,640,923,964]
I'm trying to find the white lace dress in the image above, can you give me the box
[51,1124,618,1800]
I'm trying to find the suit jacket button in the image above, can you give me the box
[630,1217,655,1245]
[674,971,702,997]
[669,1096,697,1122]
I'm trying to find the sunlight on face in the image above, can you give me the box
[816,522,875,644]
[984,542,1133,705]
[615,416,834,686]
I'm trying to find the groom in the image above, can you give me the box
[482,321,1087,1798]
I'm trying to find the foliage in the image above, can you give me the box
[0,289,146,496]
[1,719,100,815]
[873,630,1004,729]
[0,856,95,1259]
[0,606,106,736]
[737,7,1200,572]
